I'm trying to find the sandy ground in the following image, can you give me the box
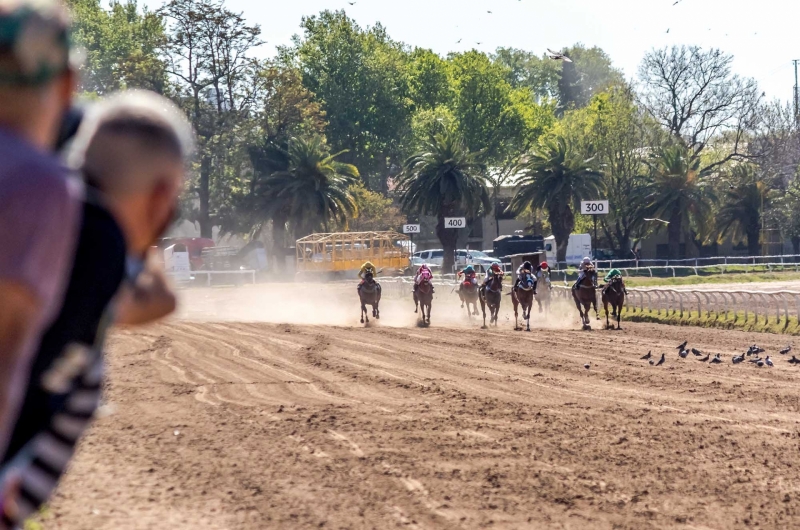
[39,285,800,530]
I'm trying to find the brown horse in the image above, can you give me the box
[479,273,504,329]
[358,272,381,324]
[536,268,552,315]
[414,278,433,325]
[601,276,625,330]
[571,266,599,330]
[512,269,536,331]
[458,279,481,318]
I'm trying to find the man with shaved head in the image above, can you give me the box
[0,90,193,527]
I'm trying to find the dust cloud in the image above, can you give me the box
[171,282,583,331]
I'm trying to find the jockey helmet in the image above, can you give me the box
[419,263,429,270]
[490,263,502,273]
[464,265,475,273]
[364,261,375,269]
[540,261,548,270]
[522,260,532,270]
[582,257,592,265]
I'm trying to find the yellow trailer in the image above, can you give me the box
[295,231,411,273]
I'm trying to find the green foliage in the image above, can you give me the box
[67,0,168,95]
[397,127,490,271]
[509,136,603,261]
[716,164,768,255]
[291,10,411,190]
[347,182,405,232]
[639,145,716,259]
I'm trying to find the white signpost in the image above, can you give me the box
[580,201,609,260]
[402,224,420,234]
[580,200,609,215]
[444,217,466,229]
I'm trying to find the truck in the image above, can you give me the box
[544,234,592,266]
[492,234,544,262]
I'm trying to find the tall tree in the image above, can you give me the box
[638,46,761,174]
[716,165,768,256]
[159,0,262,238]
[397,128,490,272]
[68,0,168,95]
[290,10,411,191]
[639,145,716,259]
[509,136,603,262]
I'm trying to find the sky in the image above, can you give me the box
[143,0,800,101]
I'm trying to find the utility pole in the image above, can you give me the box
[794,60,800,126]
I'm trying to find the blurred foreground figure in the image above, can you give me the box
[0,90,193,528]
[0,0,79,457]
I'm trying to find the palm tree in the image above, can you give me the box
[254,136,359,268]
[397,128,490,273]
[716,165,768,256]
[638,145,715,260]
[509,136,603,263]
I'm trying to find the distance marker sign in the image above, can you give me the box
[580,200,609,215]
[444,217,466,228]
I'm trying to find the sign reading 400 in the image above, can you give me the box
[580,200,609,215]
[444,217,466,228]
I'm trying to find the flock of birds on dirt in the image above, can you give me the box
[637,342,796,368]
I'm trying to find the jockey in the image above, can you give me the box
[413,263,434,293]
[572,256,595,290]
[357,261,377,290]
[514,260,536,293]
[537,261,550,279]
[457,264,478,286]
[482,263,504,288]
[603,268,628,295]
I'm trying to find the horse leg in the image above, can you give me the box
[513,294,520,330]
[616,302,622,330]
[361,302,368,324]
[426,301,432,324]
[593,295,600,320]
[480,297,488,329]
[414,291,419,313]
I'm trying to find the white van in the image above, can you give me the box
[544,234,592,266]
[413,249,444,267]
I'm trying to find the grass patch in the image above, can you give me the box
[626,271,800,288]
[622,307,800,335]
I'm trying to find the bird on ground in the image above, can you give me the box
[656,353,666,366]
[789,356,800,365]
[679,349,689,359]
[584,363,590,369]
[765,356,774,367]
[676,340,688,351]
[710,354,723,364]
[732,354,745,364]
[780,345,792,355]
[546,49,573,62]
[698,354,710,362]
[649,359,655,365]
[757,360,765,367]
[748,357,762,364]
[691,348,702,356]
[641,351,652,360]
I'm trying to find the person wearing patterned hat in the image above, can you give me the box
[0,0,80,468]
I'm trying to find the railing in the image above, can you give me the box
[544,260,800,282]
[166,269,256,286]
[551,285,800,330]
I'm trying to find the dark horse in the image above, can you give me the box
[358,272,381,324]
[479,272,503,329]
[512,270,536,331]
[571,266,599,330]
[413,278,433,325]
[601,276,625,330]
[536,268,552,315]
[458,279,481,318]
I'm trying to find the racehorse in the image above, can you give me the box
[571,265,599,330]
[414,278,433,325]
[536,268,552,315]
[458,279,480,318]
[359,272,381,324]
[479,272,504,329]
[512,270,536,331]
[601,276,625,330]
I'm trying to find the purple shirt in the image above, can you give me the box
[0,127,81,451]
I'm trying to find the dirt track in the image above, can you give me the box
[39,301,800,530]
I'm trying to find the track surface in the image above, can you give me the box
[42,319,800,530]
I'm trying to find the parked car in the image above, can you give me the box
[413,249,444,266]
[455,249,501,268]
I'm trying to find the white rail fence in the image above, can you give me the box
[551,285,800,329]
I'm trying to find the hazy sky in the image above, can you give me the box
[145,0,800,101]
